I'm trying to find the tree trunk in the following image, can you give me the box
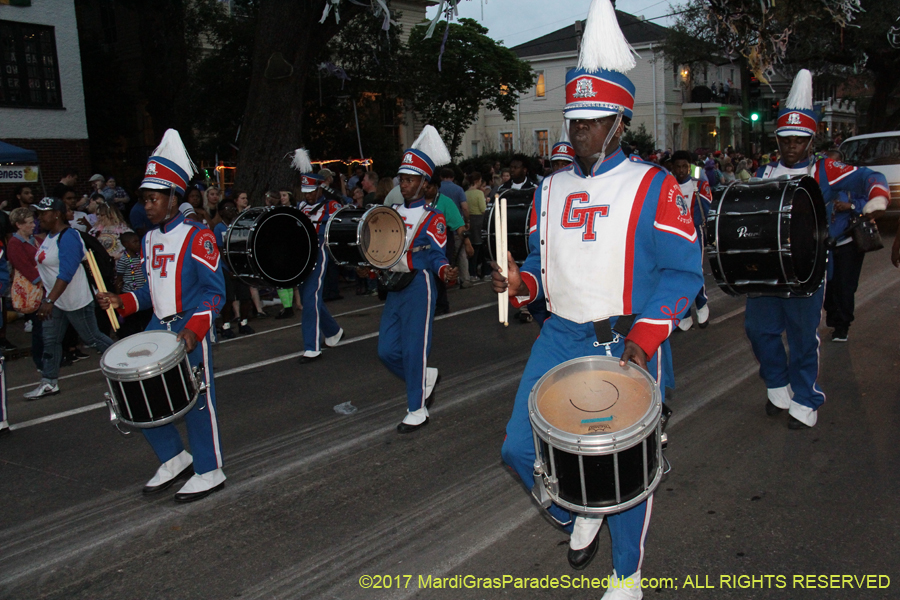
[235,1,364,204]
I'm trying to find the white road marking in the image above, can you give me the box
[8,302,498,430]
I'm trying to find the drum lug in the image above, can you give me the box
[661,432,668,450]
[104,393,132,436]
[531,464,553,509]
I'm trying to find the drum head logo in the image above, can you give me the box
[573,78,596,99]
[145,162,158,175]
[786,112,801,125]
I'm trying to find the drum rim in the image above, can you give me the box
[360,205,406,270]
[528,355,662,454]
[100,330,186,381]
[324,205,368,267]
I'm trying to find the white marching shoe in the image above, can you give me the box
[697,304,710,328]
[143,450,193,494]
[397,406,429,433]
[677,315,693,331]
[325,328,344,347]
[425,367,440,401]
[174,468,226,503]
[601,570,642,599]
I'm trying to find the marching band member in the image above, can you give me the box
[550,124,576,174]
[670,150,712,330]
[379,126,458,433]
[492,1,703,595]
[98,130,227,503]
[746,69,889,429]
[291,149,344,364]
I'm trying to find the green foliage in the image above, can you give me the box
[622,123,655,156]
[405,18,535,158]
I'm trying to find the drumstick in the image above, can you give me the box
[500,196,509,327]
[494,195,504,324]
[86,250,120,332]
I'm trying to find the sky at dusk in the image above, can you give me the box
[425,0,678,49]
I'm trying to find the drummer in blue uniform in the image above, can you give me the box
[746,70,889,429]
[291,148,344,364]
[379,125,458,433]
[98,129,228,503]
[492,1,703,594]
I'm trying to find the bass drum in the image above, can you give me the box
[529,356,663,515]
[706,177,827,297]
[324,205,407,269]
[224,206,317,288]
[484,188,534,264]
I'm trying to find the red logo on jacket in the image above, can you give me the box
[561,192,609,241]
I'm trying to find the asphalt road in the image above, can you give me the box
[1,241,899,600]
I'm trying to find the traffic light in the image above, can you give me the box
[750,112,760,123]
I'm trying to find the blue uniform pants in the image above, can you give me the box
[300,245,341,353]
[744,286,826,410]
[501,315,662,578]
[142,318,224,475]
[378,270,436,412]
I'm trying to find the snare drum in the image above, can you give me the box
[325,205,406,269]
[100,331,204,429]
[485,189,535,263]
[224,206,318,288]
[706,177,827,297]
[529,356,663,515]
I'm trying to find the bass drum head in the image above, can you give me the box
[251,206,317,287]
[787,178,827,295]
[529,356,660,452]
[360,206,406,269]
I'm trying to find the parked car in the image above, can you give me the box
[840,131,900,217]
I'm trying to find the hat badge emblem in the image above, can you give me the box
[573,78,596,99]
[787,113,801,125]
[403,153,414,164]
[145,162,158,175]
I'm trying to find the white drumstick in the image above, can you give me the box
[494,195,504,324]
[500,196,509,327]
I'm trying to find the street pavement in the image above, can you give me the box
[1,241,898,600]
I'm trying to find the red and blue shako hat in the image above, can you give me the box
[551,121,575,162]
[776,69,819,137]
[397,125,451,182]
[564,0,637,121]
[291,148,324,192]
[141,129,196,196]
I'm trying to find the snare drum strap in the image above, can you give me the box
[592,314,636,345]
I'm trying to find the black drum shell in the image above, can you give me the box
[706,177,827,298]
[325,207,369,267]
[107,357,197,428]
[224,206,317,288]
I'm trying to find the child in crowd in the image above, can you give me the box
[114,232,152,337]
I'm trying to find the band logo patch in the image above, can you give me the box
[786,112,802,125]
[561,192,609,241]
[675,194,690,217]
[403,153,414,164]
[573,78,596,99]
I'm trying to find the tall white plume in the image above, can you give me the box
[784,69,813,110]
[577,0,636,74]
[291,148,313,173]
[557,121,570,144]
[411,125,452,167]
[153,129,197,175]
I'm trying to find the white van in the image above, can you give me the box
[840,132,900,217]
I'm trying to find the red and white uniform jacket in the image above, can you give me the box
[514,149,704,357]
[119,213,226,341]
[388,198,451,279]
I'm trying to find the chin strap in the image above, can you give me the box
[579,106,624,173]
